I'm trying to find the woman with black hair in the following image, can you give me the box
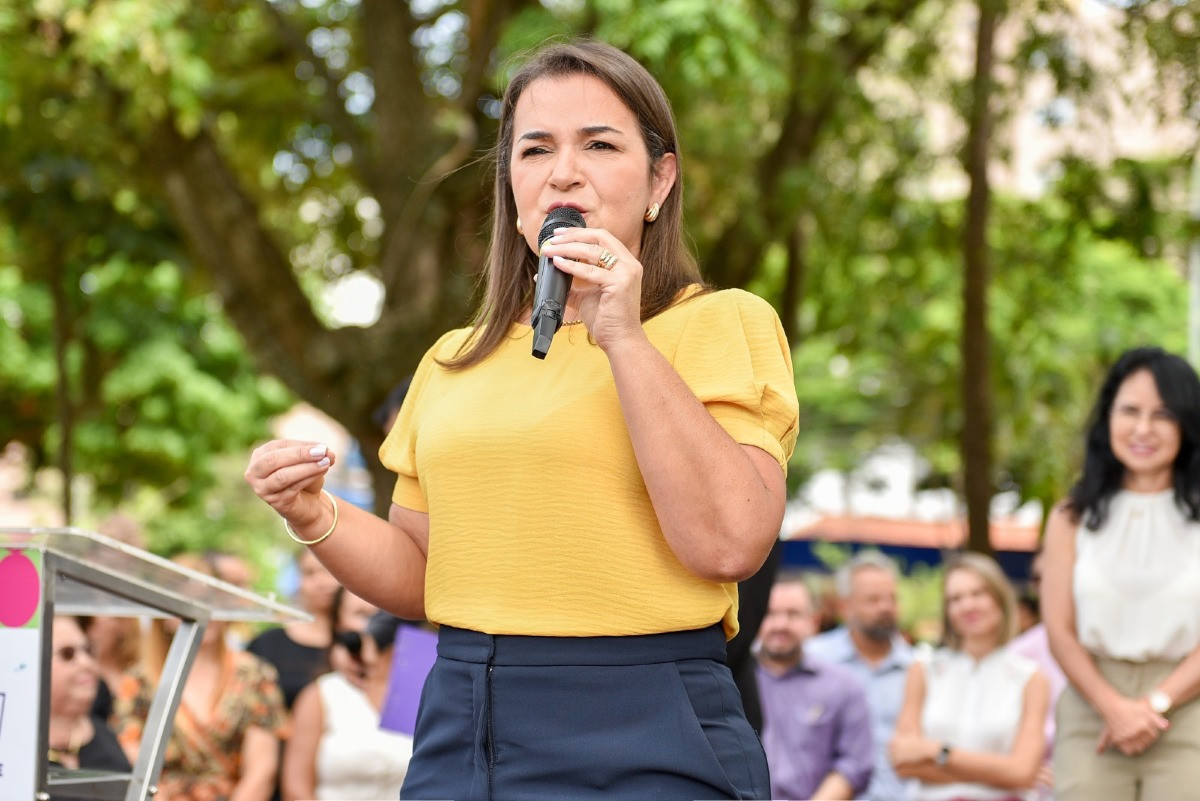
[1043,346,1200,800]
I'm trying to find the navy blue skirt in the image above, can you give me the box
[400,624,770,800]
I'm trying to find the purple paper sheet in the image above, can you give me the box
[379,624,438,735]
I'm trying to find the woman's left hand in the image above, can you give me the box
[1096,695,1168,755]
[1097,719,1164,756]
[539,225,645,352]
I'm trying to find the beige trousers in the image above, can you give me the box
[1055,657,1200,801]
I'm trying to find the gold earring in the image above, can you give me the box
[644,203,660,223]
[516,217,524,235]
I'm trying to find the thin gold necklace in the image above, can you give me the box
[47,718,85,764]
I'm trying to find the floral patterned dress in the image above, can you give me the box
[114,650,288,801]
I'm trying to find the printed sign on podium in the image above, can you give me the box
[0,549,42,801]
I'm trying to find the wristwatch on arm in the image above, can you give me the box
[1148,689,1173,716]
[935,743,952,766]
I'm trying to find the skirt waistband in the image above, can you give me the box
[435,624,727,666]
[1092,655,1179,670]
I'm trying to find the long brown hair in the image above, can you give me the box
[142,554,228,683]
[444,38,706,369]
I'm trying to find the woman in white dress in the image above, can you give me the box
[282,607,412,801]
[891,552,1049,801]
[1043,346,1200,801]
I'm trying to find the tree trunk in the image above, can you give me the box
[701,0,926,293]
[782,216,808,345]
[136,2,529,515]
[49,248,73,524]
[961,0,1001,556]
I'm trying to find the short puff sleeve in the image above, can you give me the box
[378,328,468,512]
[670,289,799,471]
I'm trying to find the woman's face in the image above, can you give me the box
[49,618,99,714]
[297,550,339,615]
[944,568,1003,645]
[1109,369,1181,484]
[509,73,676,260]
[85,615,135,658]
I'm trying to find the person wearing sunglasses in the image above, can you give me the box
[46,616,131,801]
[325,585,379,689]
[281,596,412,801]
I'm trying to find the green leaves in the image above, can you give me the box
[0,0,1195,554]
[0,239,290,525]
[772,169,1190,508]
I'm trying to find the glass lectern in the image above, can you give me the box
[0,527,307,801]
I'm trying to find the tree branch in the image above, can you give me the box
[705,0,927,296]
[361,0,428,220]
[376,0,537,316]
[148,120,348,409]
[263,0,373,191]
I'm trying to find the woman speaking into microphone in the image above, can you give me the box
[245,37,798,799]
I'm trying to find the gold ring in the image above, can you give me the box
[598,249,618,270]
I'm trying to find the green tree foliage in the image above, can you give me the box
[0,247,292,507]
[790,186,1188,505]
[0,2,283,551]
[0,0,1194,553]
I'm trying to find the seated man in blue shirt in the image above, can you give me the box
[807,551,914,801]
[757,575,873,800]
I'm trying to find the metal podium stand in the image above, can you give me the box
[0,527,307,801]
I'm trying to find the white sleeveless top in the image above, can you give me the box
[1074,489,1200,661]
[916,647,1038,801]
[314,672,413,800]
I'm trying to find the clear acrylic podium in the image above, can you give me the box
[0,527,307,801]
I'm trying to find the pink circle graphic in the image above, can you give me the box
[0,551,41,627]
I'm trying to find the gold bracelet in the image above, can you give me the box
[284,489,339,546]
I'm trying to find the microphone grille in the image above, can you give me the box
[537,207,586,246]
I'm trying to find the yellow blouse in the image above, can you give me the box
[379,287,798,638]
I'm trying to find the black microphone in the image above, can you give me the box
[531,206,586,359]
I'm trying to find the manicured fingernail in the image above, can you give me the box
[309,445,327,457]
[554,227,572,234]
[317,456,330,467]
